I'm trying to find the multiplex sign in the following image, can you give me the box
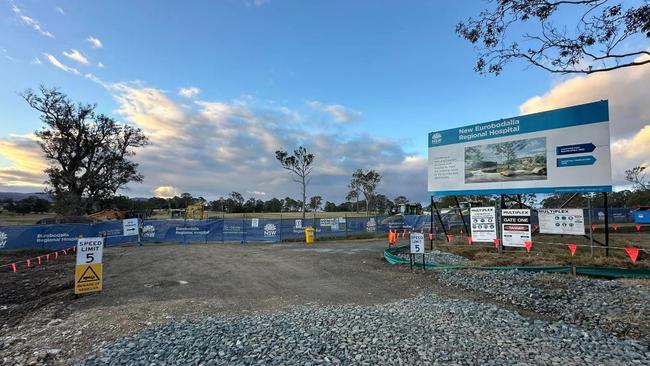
[428,101,612,196]
[501,209,531,247]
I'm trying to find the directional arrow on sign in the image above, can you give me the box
[556,143,596,155]
[557,155,597,167]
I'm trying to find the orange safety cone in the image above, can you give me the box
[466,236,473,246]
[635,224,642,232]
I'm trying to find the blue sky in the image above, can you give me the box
[1,0,649,203]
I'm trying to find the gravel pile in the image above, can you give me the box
[78,294,648,365]
[436,269,650,342]
[396,250,469,266]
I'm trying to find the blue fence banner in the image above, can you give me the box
[0,210,635,251]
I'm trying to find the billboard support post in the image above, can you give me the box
[603,192,609,257]
[499,195,505,254]
[432,197,448,243]
[516,194,523,209]
[588,196,594,258]
[429,196,434,250]
[453,196,469,236]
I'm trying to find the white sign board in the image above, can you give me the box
[428,101,612,196]
[538,209,585,235]
[122,218,139,236]
[501,209,531,247]
[295,219,303,229]
[251,218,259,228]
[470,207,497,242]
[76,237,104,265]
[410,233,425,254]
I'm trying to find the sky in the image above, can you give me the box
[1,0,649,204]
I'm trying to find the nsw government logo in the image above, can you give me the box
[0,231,7,248]
[430,132,442,145]
[264,223,277,237]
[142,225,156,238]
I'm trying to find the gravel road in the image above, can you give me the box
[436,269,650,343]
[78,293,649,366]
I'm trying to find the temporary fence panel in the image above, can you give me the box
[244,218,281,242]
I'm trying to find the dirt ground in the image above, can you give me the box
[1,238,647,365]
[0,240,442,365]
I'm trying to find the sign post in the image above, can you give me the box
[75,237,104,295]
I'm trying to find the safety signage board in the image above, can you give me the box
[501,209,531,247]
[428,101,612,196]
[251,218,259,228]
[470,207,497,242]
[122,218,139,236]
[410,233,425,254]
[75,237,104,294]
[538,209,585,235]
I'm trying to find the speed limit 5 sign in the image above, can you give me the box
[75,237,104,294]
[410,232,425,254]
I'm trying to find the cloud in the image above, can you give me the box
[97,62,104,68]
[0,134,47,189]
[519,55,650,185]
[43,53,80,75]
[62,49,89,65]
[246,0,270,7]
[31,57,42,65]
[86,36,103,49]
[152,186,180,198]
[56,7,65,15]
[1,77,426,202]
[11,3,55,38]
[178,87,200,98]
[106,83,425,202]
[247,191,267,196]
[308,101,361,122]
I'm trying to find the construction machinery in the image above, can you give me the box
[185,203,206,220]
[88,209,128,220]
[388,202,423,216]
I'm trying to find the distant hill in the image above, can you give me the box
[0,192,53,202]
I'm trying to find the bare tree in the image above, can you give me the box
[351,169,382,215]
[275,146,314,220]
[457,0,650,75]
[346,180,361,213]
[24,86,148,215]
[625,166,649,191]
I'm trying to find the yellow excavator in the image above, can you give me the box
[185,203,205,220]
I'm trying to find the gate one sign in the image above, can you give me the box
[75,237,104,294]
[501,209,531,247]
[427,101,612,196]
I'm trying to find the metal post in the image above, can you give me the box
[409,253,413,271]
[422,253,425,272]
[432,197,448,242]
[453,196,469,236]
[430,196,434,250]
[517,194,523,209]
[499,195,505,255]
[242,213,246,244]
[279,214,283,242]
[603,192,609,257]
[588,197,594,258]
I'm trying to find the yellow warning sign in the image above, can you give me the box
[74,263,103,294]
